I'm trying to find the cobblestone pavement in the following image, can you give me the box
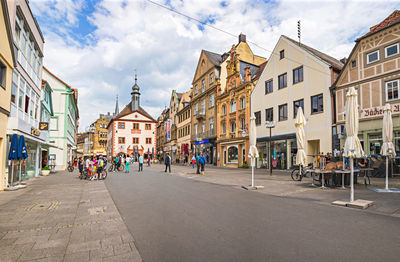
[0,171,142,262]
[154,163,400,217]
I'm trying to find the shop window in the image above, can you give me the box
[118,122,125,129]
[278,73,287,89]
[293,66,303,84]
[367,50,379,64]
[279,104,288,121]
[118,137,125,144]
[311,94,323,114]
[228,146,238,163]
[265,108,273,122]
[265,79,273,94]
[386,79,399,101]
[293,99,304,118]
[385,43,399,58]
[255,111,261,126]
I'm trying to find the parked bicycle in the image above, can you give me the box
[108,162,122,172]
[291,165,312,181]
[67,161,74,172]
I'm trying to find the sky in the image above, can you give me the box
[30,0,400,131]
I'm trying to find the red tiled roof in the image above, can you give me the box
[361,10,400,39]
[252,61,267,81]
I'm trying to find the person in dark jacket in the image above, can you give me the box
[200,153,206,175]
[165,153,171,173]
[196,154,200,174]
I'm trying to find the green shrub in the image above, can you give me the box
[41,166,50,170]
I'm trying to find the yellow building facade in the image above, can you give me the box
[0,0,15,189]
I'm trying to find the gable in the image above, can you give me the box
[118,110,155,122]
[192,50,217,84]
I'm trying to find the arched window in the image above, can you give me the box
[227,146,238,163]
[222,104,226,115]
[230,100,236,113]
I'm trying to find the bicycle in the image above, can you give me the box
[108,163,122,172]
[291,165,311,181]
[67,161,74,172]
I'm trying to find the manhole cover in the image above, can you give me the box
[88,206,106,215]
[26,201,60,211]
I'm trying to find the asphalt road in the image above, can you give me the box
[105,166,400,262]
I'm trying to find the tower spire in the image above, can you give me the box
[131,70,140,111]
[114,95,119,116]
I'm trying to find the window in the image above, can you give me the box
[145,124,151,130]
[25,86,30,114]
[118,122,125,129]
[146,138,152,144]
[240,97,246,109]
[18,79,24,109]
[132,137,139,144]
[293,66,303,84]
[202,79,205,92]
[265,108,273,122]
[265,79,273,94]
[194,123,198,135]
[222,104,226,115]
[230,100,236,113]
[280,50,285,59]
[385,43,399,58]
[279,104,288,121]
[11,72,17,104]
[210,72,214,84]
[278,73,287,89]
[201,99,205,114]
[230,122,236,133]
[311,94,323,114]
[228,146,238,163]
[195,104,198,115]
[194,84,198,94]
[201,120,205,133]
[0,61,6,88]
[386,79,399,101]
[209,94,214,108]
[351,60,356,68]
[118,137,125,144]
[240,118,245,131]
[209,117,214,131]
[255,111,261,126]
[367,50,379,64]
[222,122,226,134]
[293,99,304,118]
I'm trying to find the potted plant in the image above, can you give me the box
[41,166,50,176]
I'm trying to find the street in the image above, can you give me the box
[105,165,400,262]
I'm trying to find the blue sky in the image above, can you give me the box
[30,0,400,130]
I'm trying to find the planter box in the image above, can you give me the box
[41,170,50,176]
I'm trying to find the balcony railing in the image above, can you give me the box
[191,129,215,141]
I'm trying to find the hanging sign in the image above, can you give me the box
[31,127,40,136]
[39,122,49,130]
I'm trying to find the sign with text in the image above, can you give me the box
[360,103,400,119]
[39,122,49,130]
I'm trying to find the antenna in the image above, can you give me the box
[134,69,137,84]
[297,20,301,46]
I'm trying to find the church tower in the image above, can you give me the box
[131,72,140,111]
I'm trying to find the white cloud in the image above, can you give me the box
[30,0,400,130]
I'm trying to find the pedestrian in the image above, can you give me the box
[191,155,196,169]
[78,157,84,178]
[200,153,206,175]
[165,153,171,173]
[93,156,98,180]
[196,154,200,174]
[114,156,119,172]
[125,155,130,173]
[185,155,188,165]
[147,156,151,167]
[98,157,104,179]
[138,154,143,171]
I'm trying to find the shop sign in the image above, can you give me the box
[360,103,400,119]
[39,122,49,130]
[31,127,40,136]
[195,139,210,145]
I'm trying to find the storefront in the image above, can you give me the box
[218,140,247,168]
[194,138,216,165]
[256,134,297,170]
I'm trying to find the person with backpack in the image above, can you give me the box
[138,154,144,172]
[165,153,171,173]
[196,154,200,174]
[200,153,206,175]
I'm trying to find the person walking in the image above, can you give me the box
[165,153,171,173]
[147,156,151,166]
[125,155,130,173]
[196,154,200,174]
[138,154,144,172]
[200,153,206,175]
[191,155,196,169]
[78,157,84,179]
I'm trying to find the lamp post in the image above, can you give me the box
[266,121,275,176]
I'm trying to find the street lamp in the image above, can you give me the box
[265,121,275,176]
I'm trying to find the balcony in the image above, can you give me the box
[191,129,216,141]
[196,111,206,119]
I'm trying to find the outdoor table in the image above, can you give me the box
[312,169,332,189]
[359,168,374,185]
[333,169,360,189]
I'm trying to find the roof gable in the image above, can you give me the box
[359,10,400,40]
[192,50,221,84]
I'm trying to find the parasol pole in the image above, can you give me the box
[10,161,14,186]
[251,157,254,188]
[350,153,354,202]
[385,156,389,191]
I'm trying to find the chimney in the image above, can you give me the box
[340,57,347,64]
[238,33,246,43]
